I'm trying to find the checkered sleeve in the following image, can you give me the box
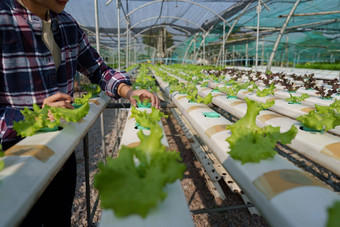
[75,24,131,99]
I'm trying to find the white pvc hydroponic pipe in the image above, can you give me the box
[98,108,193,227]
[153,70,340,227]
[0,93,111,227]
[198,87,340,177]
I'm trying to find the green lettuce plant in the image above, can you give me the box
[196,93,213,104]
[219,86,241,97]
[13,103,90,137]
[73,93,92,106]
[285,93,310,104]
[226,98,298,164]
[131,106,168,129]
[327,201,340,227]
[297,99,340,131]
[0,145,4,172]
[132,95,151,108]
[82,83,101,96]
[94,114,185,218]
[256,83,276,97]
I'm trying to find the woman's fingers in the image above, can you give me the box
[130,89,160,109]
[43,92,74,109]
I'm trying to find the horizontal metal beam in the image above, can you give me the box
[191,204,254,215]
[279,10,340,17]
[106,102,177,109]
[212,18,340,45]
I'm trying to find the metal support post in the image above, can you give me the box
[261,40,265,66]
[183,39,194,64]
[94,0,106,164]
[83,133,91,227]
[222,22,225,66]
[203,35,206,65]
[193,36,196,61]
[284,35,289,67]
[94,0,100,54]
[232,45,235,66]
[255,0,261,72]
[116,0,121,70]
[266,0,301,72]
[245,42,248,67]
[134,38,137,64]
[126,23,129,68]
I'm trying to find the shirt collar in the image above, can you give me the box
[12,0,59,32]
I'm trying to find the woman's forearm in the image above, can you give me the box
[117,83,133,100]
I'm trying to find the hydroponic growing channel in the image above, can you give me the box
[1,0,340,226]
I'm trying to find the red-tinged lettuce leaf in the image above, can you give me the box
[94,124,185,218]
[327,201,340,227]
[226,98,298,164]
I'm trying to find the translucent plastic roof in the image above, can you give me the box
[65,0,254,48]
[65,0,340,63]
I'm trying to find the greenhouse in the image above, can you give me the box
[0,0,340,226]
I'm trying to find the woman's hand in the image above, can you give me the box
[118,83,160,109]
[128,89,160,109]
[43,92,74,109]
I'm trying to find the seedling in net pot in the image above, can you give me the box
[315,86,337,99]
[326,79,340,94]
[303,74,317,90]
[282,78,301,92]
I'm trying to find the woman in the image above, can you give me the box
[0,0,159,226]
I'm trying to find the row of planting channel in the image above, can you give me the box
[149,64,340,227]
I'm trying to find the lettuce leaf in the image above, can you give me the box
[256,83,276,97]
[82,83,101,96]
[13,104,56,137]
[94,124,186,218]
[197,93,213,104]
[132,95,151,107]
[331,99,340,113]
[327,201,340,227]
[131,106,168,128]
[50,103,90,124]
[0,145,4,172]
[219,86,241,97]
[297,99,340,131]
[226,98,298,164]
[13,103,90,137]
[285,93,310,103]
[73,93,92,105]
[186,89,198,102]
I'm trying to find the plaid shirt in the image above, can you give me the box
[0,0,130,144]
